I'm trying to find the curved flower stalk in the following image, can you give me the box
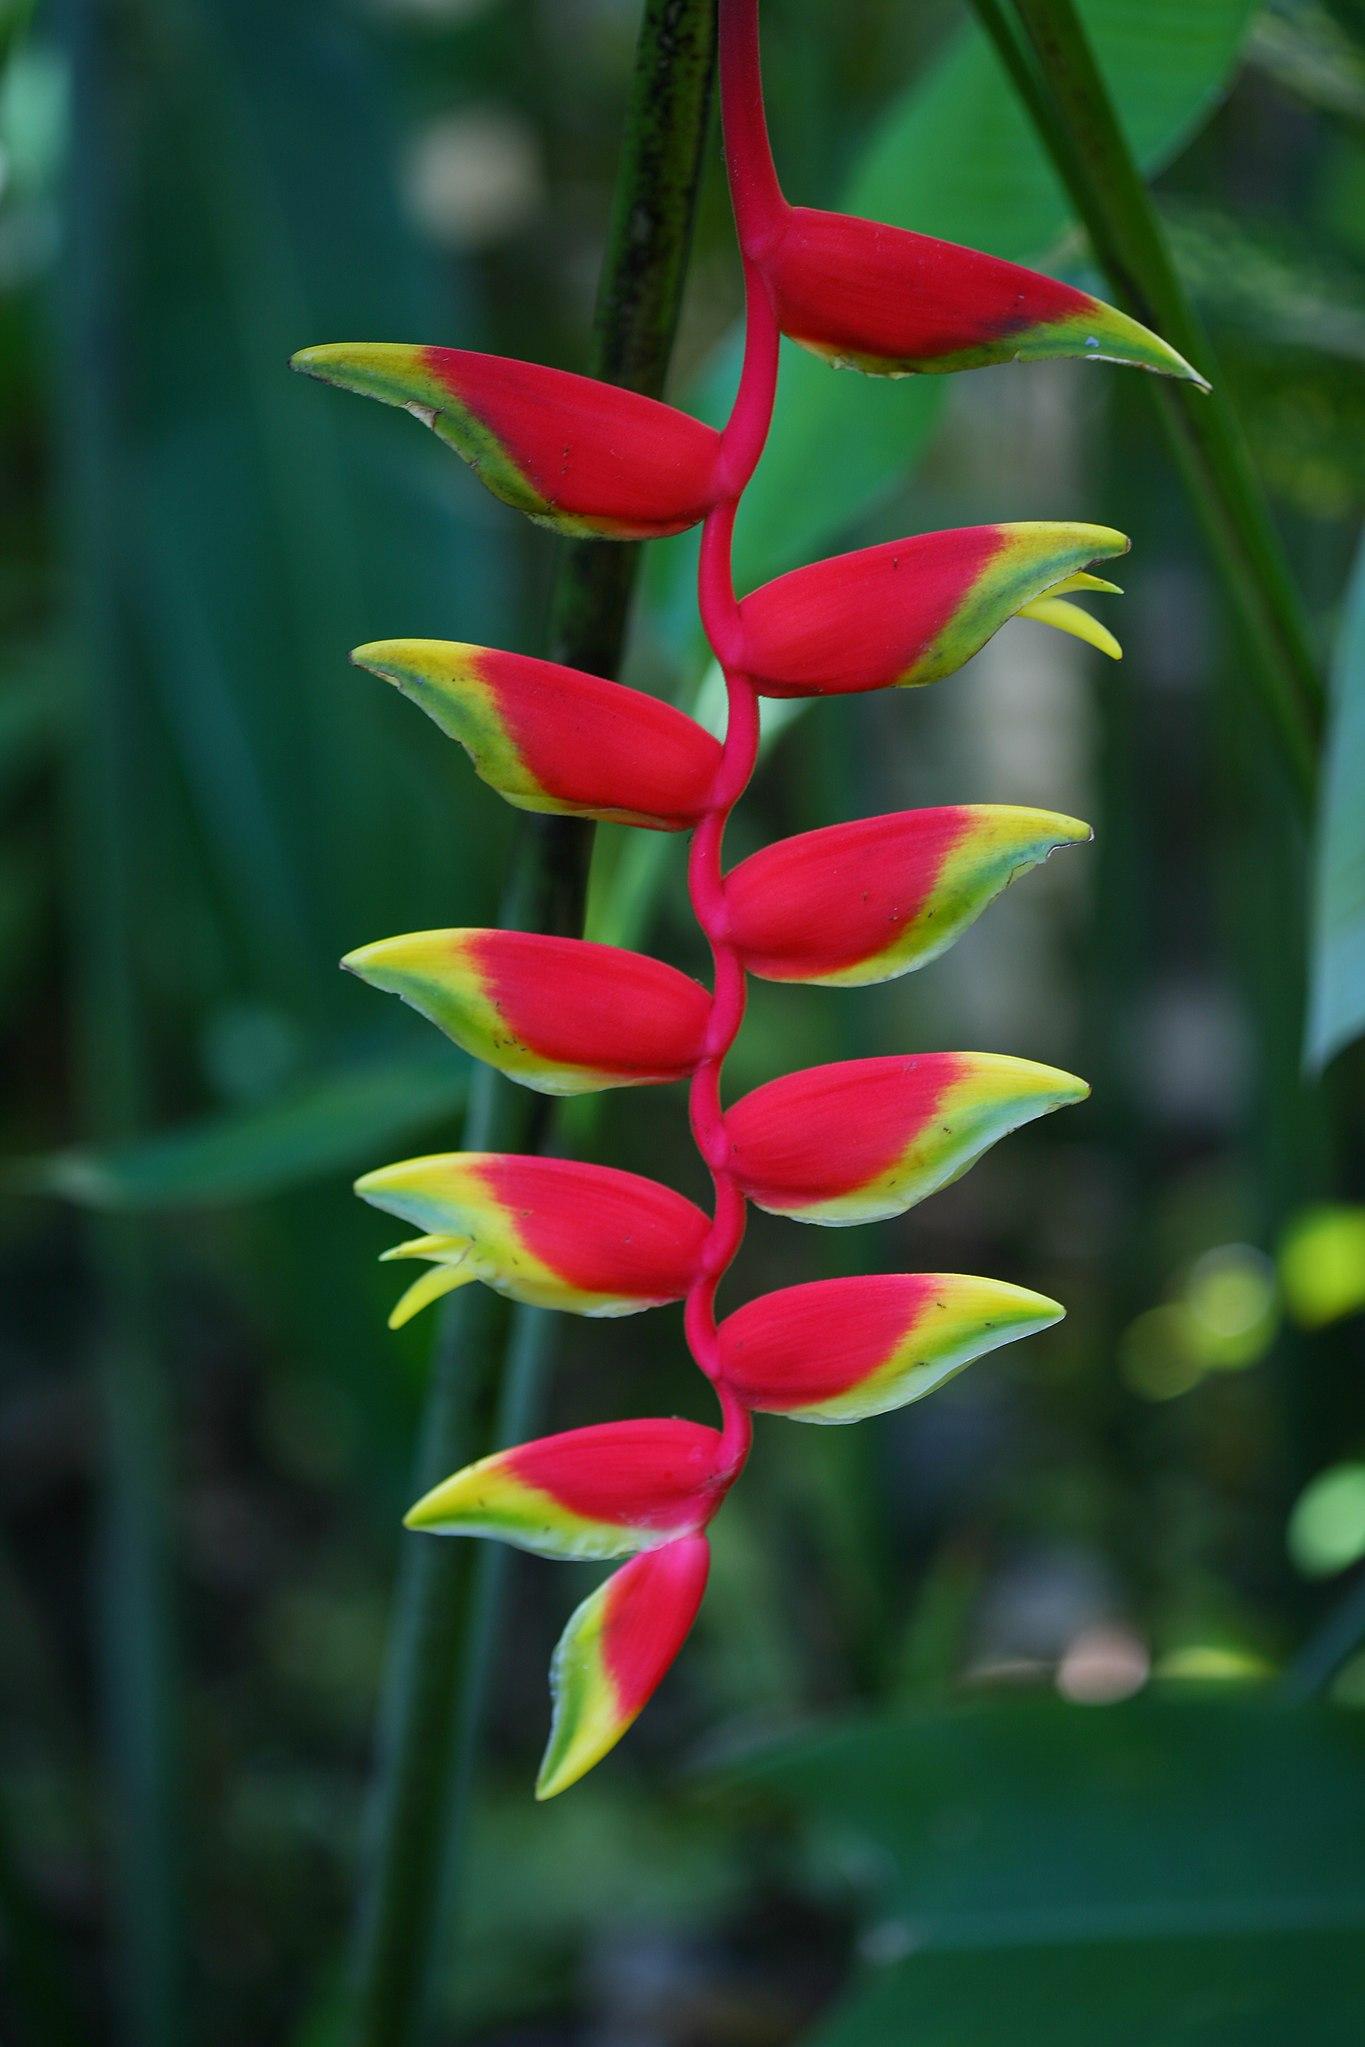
[293,0,1202,1799]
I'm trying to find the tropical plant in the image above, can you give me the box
[292,0,1199,1798]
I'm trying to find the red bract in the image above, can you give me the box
[724,805,1090,985]
[762,206,1208,383]
[405,1418,726,1558]
[299,0,1195,1795]
[724,1053,1088,1225]
[292,344,722,538]
[717,1274,1064,1421]
[352,639,721,831]
[738,523,1128,698]
[344,929,711,1094]
[354,1153,709,1320]
[537,1536,711,1800]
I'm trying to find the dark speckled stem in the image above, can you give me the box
[345,7,717,2043]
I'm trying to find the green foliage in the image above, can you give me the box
[1309,534,1365,1068]
[719,1696,1365,2044]
[853,0,1257,247]
[18,1051,467,1211]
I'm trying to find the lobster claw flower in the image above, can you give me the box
[717,1273,1063,1423]
[352,640,721,831]
[355,1153,708,1320]
[725,1053,1088,1225]
[291,343,721,538]
[343,930,711,1095]
[405,1418,725,1559]
[537,1535,710,1800]
[760,205,1209,385]
[738,523,1129,697]
[724,804,1090,986]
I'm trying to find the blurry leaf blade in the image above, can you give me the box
[1308,534,1365,1069]
[811,1927,1365,2047]
[21,1052,467,1210]
[850,0,1258,251]
[718,1696,1365,1933]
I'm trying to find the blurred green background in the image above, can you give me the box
[3,0,1365,2041]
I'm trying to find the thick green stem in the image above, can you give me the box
[57,0,186,2040]
[977,0,1323,806]
[344,7,717,2042]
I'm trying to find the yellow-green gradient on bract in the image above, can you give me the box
[536,1537,711,1801]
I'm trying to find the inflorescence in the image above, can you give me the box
[293,0,1203,1799]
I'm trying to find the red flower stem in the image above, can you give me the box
[687,0,782,1484]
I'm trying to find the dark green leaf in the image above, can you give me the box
[718,1696,1365,1935]
[16,1051,466,1211]
[850,0,1257,250]
[813,1927,1365,2047]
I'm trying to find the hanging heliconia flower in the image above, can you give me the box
[295,0,1203,1798]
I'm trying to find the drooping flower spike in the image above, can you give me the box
[298,0,1202,1795]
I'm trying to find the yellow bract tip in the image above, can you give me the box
[387,1261,476,1330]
[1019,596,1123,661]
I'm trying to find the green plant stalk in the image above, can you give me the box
[344,7,717,2042]
[1284,1569,1365,1703]
[57,0,185,2040]
[977,0,1323,805]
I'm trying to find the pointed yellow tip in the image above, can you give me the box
[350,639,481,692]
[379,1233,468,1264]
[1140,339,1210,394]
[342,934,425,981]
[386,1260,476,1329]
[1046,572,1124,599]
[403,1473,466,1539]
[534,1750,590,1801]
[1009,1059,1091,1106]
[1018,596,1123,662]
[350,640,409,681]
[1043,811,1094,847]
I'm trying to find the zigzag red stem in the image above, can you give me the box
[686,0,782,1484]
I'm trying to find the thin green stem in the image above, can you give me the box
[344,6,717,2042]
[1283,1570,1365,1704]
[57,0,185,2039]
[976,0,1323,805]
